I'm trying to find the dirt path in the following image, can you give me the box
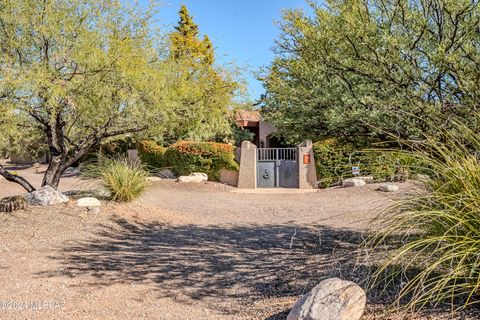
[0,172,473,319]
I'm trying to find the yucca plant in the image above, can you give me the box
[83,155,149,202]
[369,122,480,312]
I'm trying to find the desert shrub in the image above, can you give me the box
[313,138,357,187]
[137,140,168,169]
[369,123,480,311]
[165,141,238,180]
[84,156,149,202]
[313,138,422,187]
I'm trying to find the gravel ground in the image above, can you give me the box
[0,166,478,319]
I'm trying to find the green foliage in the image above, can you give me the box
[313,138,421,187]
[0,0,176,187]
[0,0,243,188]
[84,156,149,202]
[170,5,214,65]
[232,124,255,146]
[163,5,240,143]
[136,140,238,180]
[370,121,480,311]
[313,139,357,187]
[137,140,168,169]
[165,141,238,180]
[262,0,480,143]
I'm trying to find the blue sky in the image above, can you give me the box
[152,0,312,101]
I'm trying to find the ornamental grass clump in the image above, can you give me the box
[369,122,480,311]
[84,156,149,202]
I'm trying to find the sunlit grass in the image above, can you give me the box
[368,121,480,311]
[83,156,149,202]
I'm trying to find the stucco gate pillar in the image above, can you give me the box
[237,141,257,189]
[298,140,317,189]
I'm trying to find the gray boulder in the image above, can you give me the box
[146,176,162,182]
[156,169,176,179]
[414,173,430,181]
[26,186,69,206]
[177,172,208,183]
[76,197,101,207]
[287,278,366,320]
[87,207,101,214]
[378,183,399,192]
[343,178,366,188]
[356,176,374,183]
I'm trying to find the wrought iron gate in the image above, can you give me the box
[257,148,299,188]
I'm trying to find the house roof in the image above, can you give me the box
[236,110,261,123]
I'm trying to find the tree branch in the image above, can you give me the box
[0,164,36,193]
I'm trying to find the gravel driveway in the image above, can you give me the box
[0,169,473,319]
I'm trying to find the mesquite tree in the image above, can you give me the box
[0,0,170,190]
[262,0,480,142]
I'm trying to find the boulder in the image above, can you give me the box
[76,197,101,207]
[156,169,176,179]
[177,173,208,183]
[356,176,374,183]
[26,186,69,206]
[190,172,208,180]
[414,173,430,181]
[287,278,366,320]
[343,178,366,188]
[146,177,162,182]
[87,207,101,214]
[378,183,399,192]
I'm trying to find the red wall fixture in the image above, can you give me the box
[303,154,311,164]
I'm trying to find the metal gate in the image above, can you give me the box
[257,148,299,188]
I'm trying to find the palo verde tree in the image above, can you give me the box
[163,5,239,143]
[0,0,170,190]
[262,0,480,143]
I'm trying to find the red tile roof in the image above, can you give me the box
[236,110,261,122]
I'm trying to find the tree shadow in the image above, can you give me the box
[38,217,389,317]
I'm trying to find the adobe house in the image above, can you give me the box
[235,110,317,189]
[235,110,281,148]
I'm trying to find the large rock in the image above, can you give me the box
[343,178,366,188]
[414,173,430,181]
[378,183,399,192]
[156,169,176,179]
[356,176,374,183]
[287,278,366,320]
[146,176,162,182]
[177,173,208,183]
[76,197,101,207]
[26,186,69,206]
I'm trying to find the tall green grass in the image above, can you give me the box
[369,122,480,311]
[84,156,149,202]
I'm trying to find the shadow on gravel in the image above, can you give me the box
[39,217,384,317]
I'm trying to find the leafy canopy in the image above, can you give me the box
[262,0,480,143]
[0,0,176,187]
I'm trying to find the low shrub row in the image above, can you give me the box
[138,140,238,181]
[313,138,423,187]
[137,140,168,168]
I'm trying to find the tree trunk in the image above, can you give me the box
[41,156,65,189]
[0,164,36,193]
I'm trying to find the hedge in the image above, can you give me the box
[313,138,419,187]
[137,140,168,169]
[137,140,238,181]
[166,141,238,180]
